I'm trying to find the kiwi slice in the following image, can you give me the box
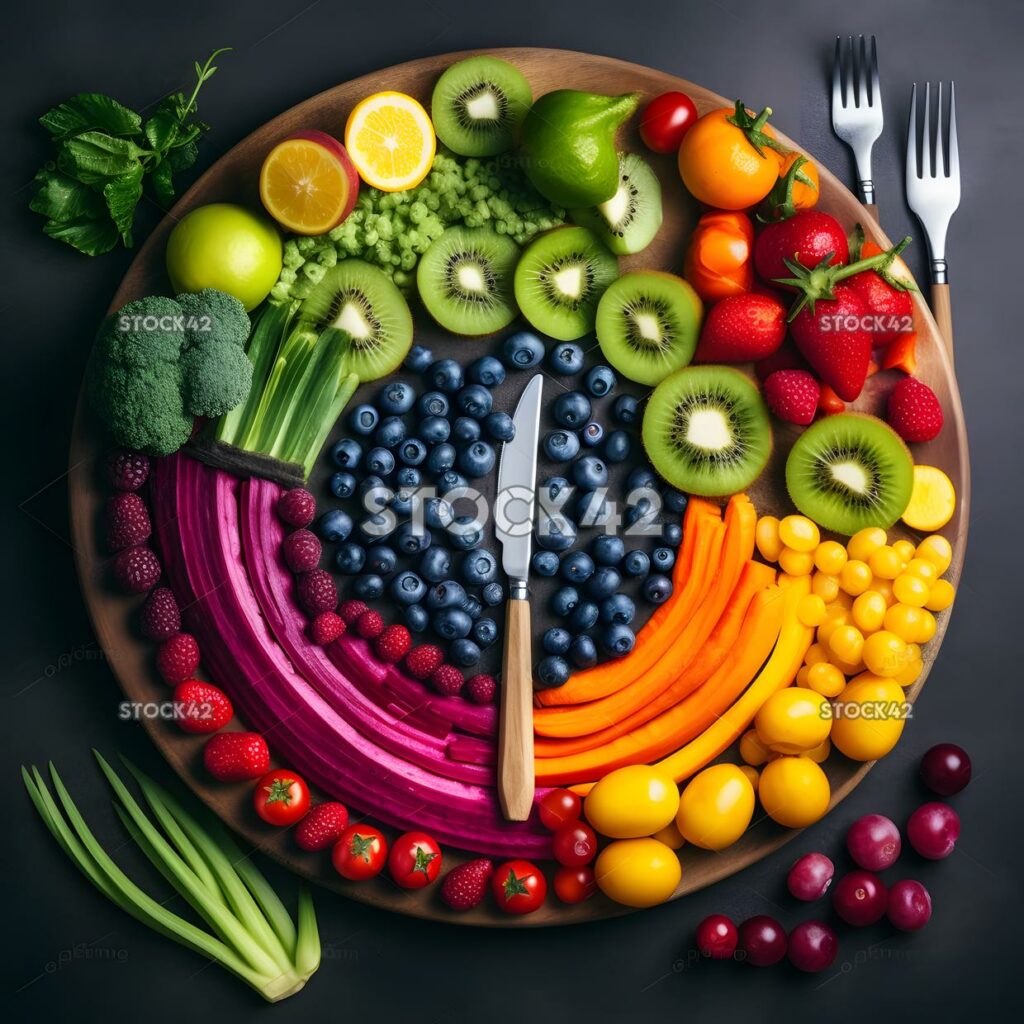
[416,225,519,335]
[514,226,619,341]
[785,413,914,535]
[642,365,772,497]
[596,271,702,386]
[431,56,532,157]
[569,153,663,255]
[298,260,413,378]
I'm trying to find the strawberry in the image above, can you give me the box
[355,609,384,639]
[430,664,465,697]
[845,268,914,344]
[173,679,234,733]
[203,731,270,782]
[106,492,152,551]
[157,633,201,684]
[294,802,349,851]
[283,529,321,573]
[405,644,445,681]
[139,586,181,641]
[887,377,944,442]
[754,342,809,382]
[466,674,498,705]
[310,611,346,646]
[111,545,162,593]
[296,569,337,615]
[105,449,150,491]
[441,858,494,911]
[277,487,316,528]
[754,210,849,288]
[693,293,787,363]
[339,599,369,625]
[373,624,411,663]
[763,370,820,426]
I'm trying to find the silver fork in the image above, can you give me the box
[906,81,960,361]
[832,34,883,216]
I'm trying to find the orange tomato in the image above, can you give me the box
[761,153,819,220]
[683,210,755,302]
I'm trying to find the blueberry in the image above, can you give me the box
[348,404,379,435]
[535,511,576,552]
[352,574,384,600]
[437,470,469,496]
[390,488,417,517]
[623,550,651,578]
[426,580,467,610]
[458,440,496,478]
[550,586,580,617]
[389,570,427,605]
[366,446,395,476]
[418,416,451,446]
[433,608,473,640]
[613,394,639,425]
[472,618,498,648]
[359,513,396,544]
[428,358,464,394]
[404,603,429,633]
[572,455,608,490]
[560,551,595,584]
[374,416,406,449]
[602,429,631,463]
[365,546,397,576]
[419,546,452,583]
[532,550,560,577]
[468,355,506,388]
[417,391,450,418]
[575,489,610,526]
[481,582,504,606]
[568,601,599,632]
[331,438,362,469]
[602,623,636,656]
[378,381,416,415]
[586,566,622,600]
[450,638,482,667]
[626,467,657,493]
[501,330,545,368]
[329,471,357,500]
[357,475,389,511]
[652,546,676,572]
[553,391,592,429]
[663,489,688,514]
[461,596,483,620]
[662,522,683,546]
[395,466,421,489]
[584,364,616,397]
[543,627,572,655]
[642,574,674,604]
[543,430,581,462]
[537,655,571,687]
[461,549,498,586]
[404,344,433,373]
[625,497,654,527]
[452,417,481,444]
[334,542,366,574]
[483,411,515,443]
[317,509,353,542]
[395,521,431,555]
[568,635,597,669]
[457,384,493,419]
[547,342,585,375]
[447,514,483,550]
[399,438,427,466]
[541,476,572,507]
[600,593,635,625]
[591,535,625,566]
[423,496,454,530]
[581,421,604,447]
[426,443,456,476]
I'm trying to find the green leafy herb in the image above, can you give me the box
[30,48,230,256]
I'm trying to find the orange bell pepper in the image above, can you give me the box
[683,210,755,303]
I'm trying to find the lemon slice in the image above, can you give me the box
[902,465,956,532]
[344,91,435,192]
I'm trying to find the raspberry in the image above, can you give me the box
[277,487,316,528]
[373,625,411,663]
[173,679,233,733]
[310,611,346,645]
[111,545,162,593]
[339,599,369,625]
[139,587,181,641]
[157,632,200,684]
[203,732,270,782]
[405,644,445,681]
[466,674,498,705]
[105,492,152,551]
[441,858,494,911]
[294,802,349,851]
[430,664,465,697]
[296,569,337,615]
[887,377,944,443]
[105,449,150,491]
[283,529,321,573]
[355,610,384,640]
[763,370,821,426]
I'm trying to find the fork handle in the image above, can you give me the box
[862,203,878,220]
[931,283,954,365]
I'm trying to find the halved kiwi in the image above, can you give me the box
[785,413,914,535]
[569,153,663,255]
[431,55,532,157]
[642,365,772,497]
[596,271,702,386]
[299,259,413,378]
[416,225,519,335]
[514,226,618,341]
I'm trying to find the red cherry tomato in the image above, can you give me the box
[553,866,597,904]
[640,91,699,153]
[252,769,310,826]
[539,789,582,831]
[552,820,598,867]
[492,859,547,914]
[387,831,442,889]
[332,824,388,881]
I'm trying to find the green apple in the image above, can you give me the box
[166,203,282,311]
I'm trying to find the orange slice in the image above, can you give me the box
[345,92,435,192]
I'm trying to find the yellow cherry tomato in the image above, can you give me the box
[868,545,903,580]
[584,765,680,838]
[755,687,832,755]
[779,547,815,577]
[883,604,924,643]
[755,515,783,562]
[796,665,813,688]
[905,557,938,583]
[805,642,831,667]
[778,572,807,589]
[847,527,888,563]
[852,591,887,634]
[779,515,820,553]
[811,571,841,602]
[739,765,760,792]
[797,594,828,627]
[916,535,952,575]
[924,578,954,611]
[816,606,851,646]
[804,737,832,763]
[806,661,846,698]
[652,820,686,850]
[862,631,910,678]
[893,573,929,608]
[893,539,917,565]
[739,728,775,766]
[676,764,755,850]
[840,560,873,596]
[828,624,865,665]
[831,674,908,759]
[813,540,848,575]
[895,651,924,687]
[830,588,854,610]
[902,465,956,532]
[872,577,896,606]
[916,610,937,643]
[758,756,831,828]
[595,838,681,908]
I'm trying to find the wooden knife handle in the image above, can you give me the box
[931,282,954,365]
[498,595,535,821]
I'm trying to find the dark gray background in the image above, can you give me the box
[4,0,1021,1019]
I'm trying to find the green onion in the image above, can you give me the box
[22,752,319,1003]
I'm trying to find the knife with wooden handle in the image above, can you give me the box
[494,373,543,821]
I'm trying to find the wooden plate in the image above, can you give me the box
[69,48,969,926]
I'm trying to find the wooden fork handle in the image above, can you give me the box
[931,283,954,365]
[497,595,534,821]
[863,203,879,220]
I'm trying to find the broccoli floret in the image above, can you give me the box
[175,288,250,349]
